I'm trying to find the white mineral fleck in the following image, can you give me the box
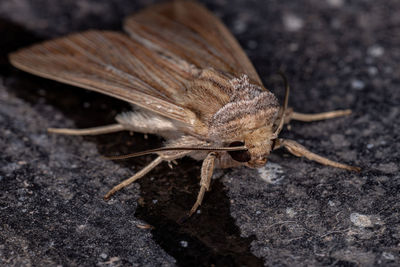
[257,162,284,184]
[350,213,372,228]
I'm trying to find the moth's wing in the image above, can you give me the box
[9,30,203,132]
[124,1,262,85]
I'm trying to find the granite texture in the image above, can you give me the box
[1,0,399,266]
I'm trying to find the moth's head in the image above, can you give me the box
[227,126,276,168]
[210,74,289,167]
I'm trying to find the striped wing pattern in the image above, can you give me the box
[9,1,262,133]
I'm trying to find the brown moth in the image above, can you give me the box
[9,1,360,216]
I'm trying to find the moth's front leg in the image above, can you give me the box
[104,150,190,200]
[189,152,216,216]
[284,108,352,124]
[274,138,360,172]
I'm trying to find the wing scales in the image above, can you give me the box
[124,1,262,85]
[9,30,199,126]
[9,1,264,137]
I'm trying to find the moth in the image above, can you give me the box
[9,1,360,216]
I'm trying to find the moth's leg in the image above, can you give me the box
[274,138,361,172]
[189,152,216,216]
[48,124,125,136]
[285,108,352,123]
[48,110,178,136]
[104,150,190,200]
[104,156,163,200]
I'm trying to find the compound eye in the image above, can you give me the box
[228,141,251,162]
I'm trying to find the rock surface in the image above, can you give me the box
[1,0,399,266]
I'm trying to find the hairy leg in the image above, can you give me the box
[103,135,208,201]
[47,110,178,136]
[274,138,360,172]
[104,156,163,200]
[285,108,352,123]
[104,150,191,200]
[48,124,125,135]
[189,152,216,216]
